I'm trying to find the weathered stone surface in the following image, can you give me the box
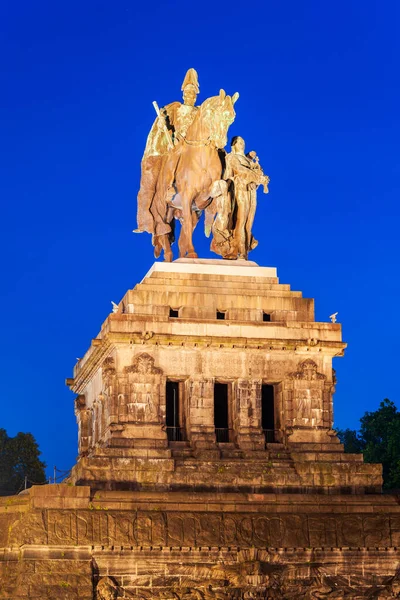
[1,261,396,598]
[2,484,400,597]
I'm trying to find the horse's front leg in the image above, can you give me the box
[178,226,187,258]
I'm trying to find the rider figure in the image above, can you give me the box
[136,69,200,239]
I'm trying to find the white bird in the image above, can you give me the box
[111,301,119,313]
[329,312,338,323]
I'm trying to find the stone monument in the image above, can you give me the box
[1,69,400,599]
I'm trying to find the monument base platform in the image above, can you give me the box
[1,484,400,598]
[144,257,278,279]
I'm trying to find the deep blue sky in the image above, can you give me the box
[1,1,399,476]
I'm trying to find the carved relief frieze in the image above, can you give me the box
[78,408,92,456]
[26,510,399,549]
[124,352,162,375]
[124,386,159,422]
[118,353,164,423]
[250,380,262,426]
[288,360,326,427]
[289,359,326,381]
[96,576,119,599]
[73,392,96,454]
[95,356,119,440]
[188,379,204,409]
[237,380,250,410]
[93,556,400,599]
[92,397,102,444]
[188,377,214,410]
[74,394,86,413]
[102,356,117,385]
[74,394,93,455]
[7,508,400,599]
[235,380,261,429]
[140,330,154,341]
[293,388,323,427]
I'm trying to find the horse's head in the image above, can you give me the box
[199,90,239,148]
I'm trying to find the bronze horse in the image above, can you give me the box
[152,90,238,261]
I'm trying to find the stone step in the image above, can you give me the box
[288,442,344,452]
[135,282,303,299]
[171,469,303,487]
[219,449,244,459]
[89,446,172,459]
[174,459,298,474]
[291,451,364,463]
[171,449,193,458]
[130,294,308,313]
[105,437,168,450]
[149,271,279,285]
[125,306,308,323]
[218,442,244,459]
[268,450,292,460]
[169,442,193,458]
[142,276,291,292]
[269,460,295,468]
[241,450,270,459]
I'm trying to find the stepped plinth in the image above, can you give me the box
[68,259,380,494]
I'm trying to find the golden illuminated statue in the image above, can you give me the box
[210,136,269,260]
[136,68,239,261]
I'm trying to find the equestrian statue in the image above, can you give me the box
[135,68,269,261]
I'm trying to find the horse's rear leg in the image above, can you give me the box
[179,193,198,258]
[154,233,172,262]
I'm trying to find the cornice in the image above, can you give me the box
[66,337,112,395]
[66,332,346,394]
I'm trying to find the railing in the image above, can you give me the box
[166,427,186,442]
[215,428,231,443]
[263,429,278,443]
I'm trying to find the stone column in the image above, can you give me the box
[234,379,265,454]
[286,359,333,443]
[74,395,92,456]
[114,352,168,449]
[186,377,219,458]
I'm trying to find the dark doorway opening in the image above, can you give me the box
[166,381,183,441]
[262,384,275,443]
[169,308,179,318]
[214,383,229,442]
[216,310,226,320]
[263,312,271,322]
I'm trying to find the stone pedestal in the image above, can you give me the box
[66,259,381,494]
[1,259,397,599]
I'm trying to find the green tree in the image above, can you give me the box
[0,429,14,493]
[337,399,400,490]
[335,427,364,454]
[0,429,46,495]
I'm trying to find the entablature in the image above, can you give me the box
[67,332,346,395]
